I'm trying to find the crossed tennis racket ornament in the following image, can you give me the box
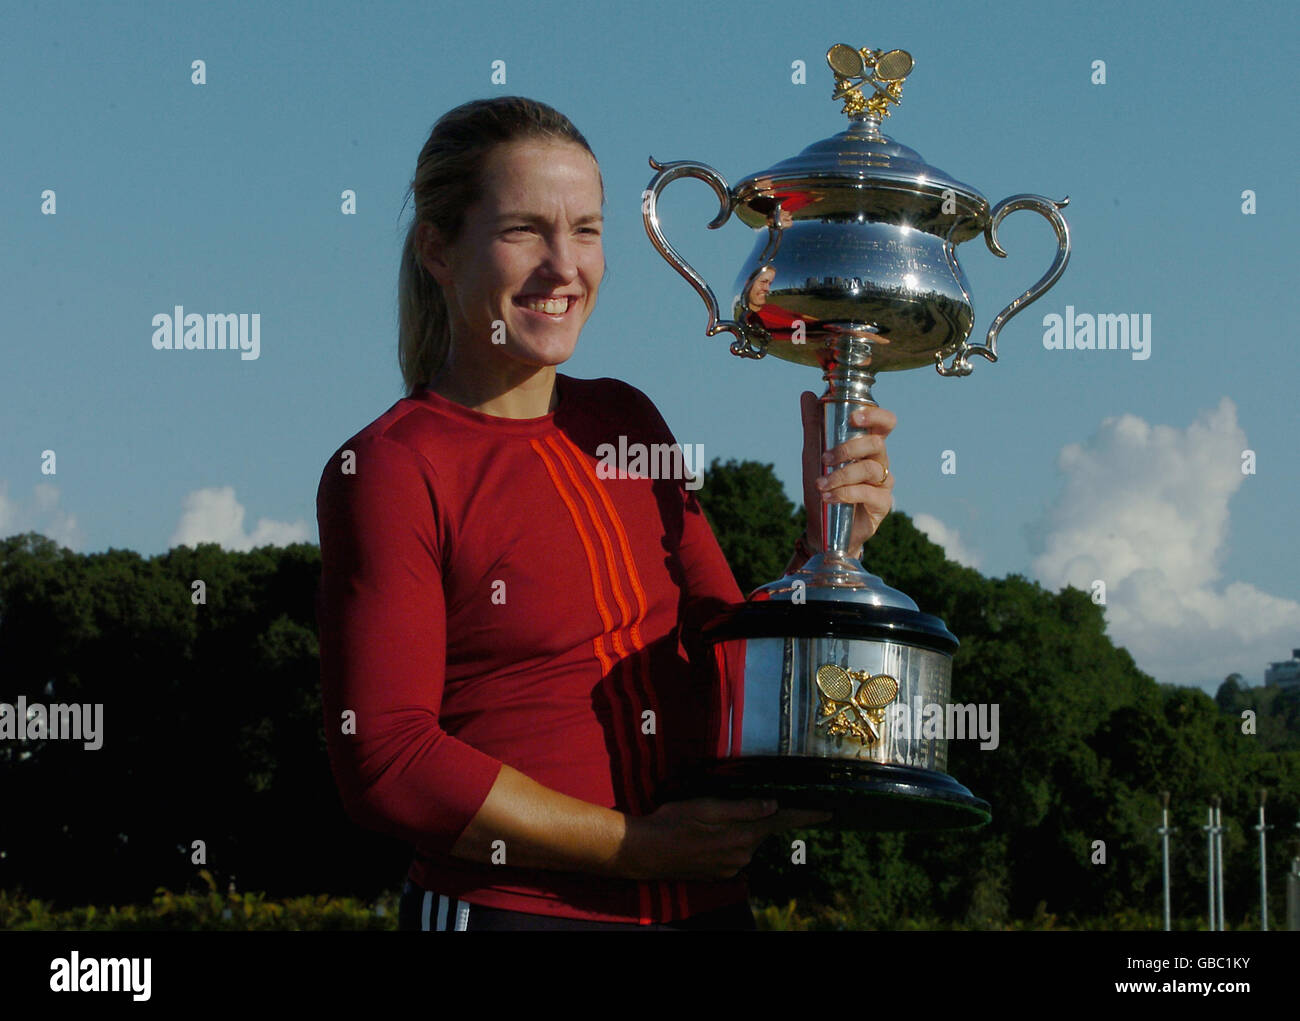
[825,42,914,119]
[814,664,899,750]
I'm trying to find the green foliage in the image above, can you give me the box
[750,898,1208,930]
[0,531,407,908]
[1213,675,1300,751]
[0,872,396,931]
[695,459,803,595]
[2,882,1209,931]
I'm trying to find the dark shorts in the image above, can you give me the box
[396,879,756,931]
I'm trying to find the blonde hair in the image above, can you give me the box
[397,97,602,397]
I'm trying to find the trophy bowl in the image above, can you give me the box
[646,42,1072,830]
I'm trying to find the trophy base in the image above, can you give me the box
[663,757,991,831]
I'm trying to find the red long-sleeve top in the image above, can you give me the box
[315,373,748,923]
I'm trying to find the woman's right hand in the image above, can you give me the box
[448,764,831,882]
[614,798,832,881]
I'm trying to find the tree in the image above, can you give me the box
[1215,673,1244,711]
[694,458,803,595]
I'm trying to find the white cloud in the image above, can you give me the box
[170,486,310,552]
[0,481,84,549]
[1030,397,1298,688]
[912,512,982,568]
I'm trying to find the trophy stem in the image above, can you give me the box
[819,328,879,558]
[750,325,914,608]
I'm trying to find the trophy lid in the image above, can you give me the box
[732,45,990,240]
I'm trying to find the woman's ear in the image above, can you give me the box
[417,222,454,287]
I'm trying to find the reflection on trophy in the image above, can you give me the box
[644,43,1072,829]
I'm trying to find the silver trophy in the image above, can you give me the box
[645,43,1071,829]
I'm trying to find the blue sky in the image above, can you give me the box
[1,0,1295,692]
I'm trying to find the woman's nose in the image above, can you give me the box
[539,236,578,278]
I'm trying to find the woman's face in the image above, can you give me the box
[424,139,604,373]
[748,266,776,308]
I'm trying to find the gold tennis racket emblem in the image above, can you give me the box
[815,664,900,749]
[826,43,914,119]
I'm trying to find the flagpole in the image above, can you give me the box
[1204,804,1217,931]
[1157,791,1175,931]
[1254,790,1271,931]
[1214,797,1226,930]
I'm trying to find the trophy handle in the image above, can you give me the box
[937,194,1071,376]
[643,157,768,359]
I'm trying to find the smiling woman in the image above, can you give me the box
[396,99,607,416]
[415,138,604,414]
[313,96,886,932]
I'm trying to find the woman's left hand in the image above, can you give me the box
[799,391,896,554]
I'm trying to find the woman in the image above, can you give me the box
[315,97,896,931]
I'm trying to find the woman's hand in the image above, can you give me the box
[799,390,896,554]
[616,798,832,881]
[450,764,829,882]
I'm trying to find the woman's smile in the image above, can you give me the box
[514,293,579,318]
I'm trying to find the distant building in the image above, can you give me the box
[1264,648,1300,690]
